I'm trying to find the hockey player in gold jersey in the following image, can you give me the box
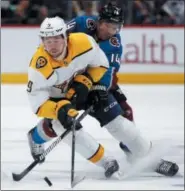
[27,16,119,178]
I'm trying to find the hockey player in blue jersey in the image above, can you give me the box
[67,2,179,177]
[68,2,134,121]
[67,1,135,155]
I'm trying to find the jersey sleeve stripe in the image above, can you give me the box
[52,66,61,69]
[35,106,41,115]
[46,71,54,80]
[72,47,93,61]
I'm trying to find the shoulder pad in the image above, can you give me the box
[68,33,93,58]
[77,15,97,31]
[109,35,121,48]
[85,17,97,31]
[30,46,54,79]
[35,56,47,69]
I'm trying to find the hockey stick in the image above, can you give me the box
[12,129,71,181]
[71,114,77,188]
[12,105,93,182]
[71,105,94,188]
[70,120,86,188]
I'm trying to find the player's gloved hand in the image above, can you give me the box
[88,84,108,109]
[66,74,92,110]
[109,84,134,121]
[56,100,81,130]
[120,101,134,122]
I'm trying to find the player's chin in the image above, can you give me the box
[99,33,111,40]
[50,51,61,58]
[99,35,109,41]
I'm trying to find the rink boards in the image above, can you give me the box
[1,26,184,84]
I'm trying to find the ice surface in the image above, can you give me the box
[1,84,184,190]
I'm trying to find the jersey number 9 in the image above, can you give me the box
[27,81,33,92]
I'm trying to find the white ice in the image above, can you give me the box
[1,84,184,190]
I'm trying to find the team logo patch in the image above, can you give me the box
[36,56,47,68]
[86,18,96,30]
[109,37,120,47]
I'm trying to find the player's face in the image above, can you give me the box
[97,21,121,40]
[42,35,65,58]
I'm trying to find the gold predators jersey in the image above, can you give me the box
[27,33,109,118]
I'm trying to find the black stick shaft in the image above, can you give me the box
[70,105,93,187]
[71,121,76,187]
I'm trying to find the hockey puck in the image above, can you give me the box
[44,177,52,186]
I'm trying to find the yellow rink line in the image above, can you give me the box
[117,73,184,84]
[1,73,184,84]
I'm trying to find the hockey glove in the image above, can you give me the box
[56,100,82,130]
[88,84,108,109]
[120,101,134,122]
[110,85,134,122]
[66,74,93,109]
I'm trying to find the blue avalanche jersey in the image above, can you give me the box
[67,15,123,73]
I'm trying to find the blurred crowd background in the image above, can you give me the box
[1,0,185,25]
